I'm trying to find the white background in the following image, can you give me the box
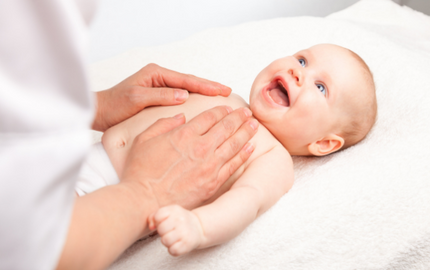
[89,0,430,63]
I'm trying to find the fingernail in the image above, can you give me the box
[175,90,189,101]
[243,142,255,154]
[249,119,258,130]
[225,106,233,114]
[174,113,184,119]
[243,108,252,117]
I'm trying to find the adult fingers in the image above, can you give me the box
[185,106,233,135]
[145,64,231,97]
[176,74,232,97]
[215,119,259,163]
[130,86,190,108]
[135,114,186,144]
[217,142,255,184]
[202,107,253,149]
[203,119,258,191]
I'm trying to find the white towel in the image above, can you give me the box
[87,0,430,269]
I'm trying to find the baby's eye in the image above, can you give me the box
[316,84,326,96]
[298,58,306,67]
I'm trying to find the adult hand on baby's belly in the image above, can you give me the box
[121,106,258,211]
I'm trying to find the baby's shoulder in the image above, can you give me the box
[245,121,291,170]
[231,123,293,201]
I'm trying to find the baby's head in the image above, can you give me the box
[249,44,377,156]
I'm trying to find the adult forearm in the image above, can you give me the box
[57,182,155,270]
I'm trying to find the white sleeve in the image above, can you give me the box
[0,1,97,269]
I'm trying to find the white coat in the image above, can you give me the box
[0,1,98,269]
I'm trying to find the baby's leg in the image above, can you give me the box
[75,142,120,196]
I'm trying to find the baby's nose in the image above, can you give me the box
[288,69,303,87]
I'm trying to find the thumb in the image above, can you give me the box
[138,87,189,107]
[136,113,186,143]
[148,212,156,231]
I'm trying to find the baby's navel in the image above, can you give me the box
[116,139,126,148]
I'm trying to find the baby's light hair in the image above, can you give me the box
[339,50,377,150]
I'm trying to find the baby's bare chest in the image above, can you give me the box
[102,94,281,194]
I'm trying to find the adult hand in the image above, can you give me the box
[58,106,257,270]
[121,106,259,219]
[92,63,232,131]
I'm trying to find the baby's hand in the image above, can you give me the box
[148,205,204,256]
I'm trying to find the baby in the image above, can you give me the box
[77,43,377,256]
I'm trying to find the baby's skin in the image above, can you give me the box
[102,44,371,256]
[102,94,293,255]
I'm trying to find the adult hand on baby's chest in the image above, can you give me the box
[121,106,258,210]
[92,64,232,131]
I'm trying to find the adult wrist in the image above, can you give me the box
[118,180,160,238]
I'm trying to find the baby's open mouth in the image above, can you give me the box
[268,80,290,107]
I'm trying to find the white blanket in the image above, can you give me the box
[90,0,430,269]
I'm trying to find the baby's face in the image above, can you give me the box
[249,44,363,155]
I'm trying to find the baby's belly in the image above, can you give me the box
[101,93,273,204]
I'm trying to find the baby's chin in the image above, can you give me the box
[248,100,263,121]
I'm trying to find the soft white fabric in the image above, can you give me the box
[75,142,119,196]
[89,0,430,269]
[0,1,97,269]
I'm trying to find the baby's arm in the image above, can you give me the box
[149,145,293,256]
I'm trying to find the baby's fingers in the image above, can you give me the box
[154,206,181,235]
[168,241,190,257]
[161,230,181,248]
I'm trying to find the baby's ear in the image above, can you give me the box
[307,134,344,156]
